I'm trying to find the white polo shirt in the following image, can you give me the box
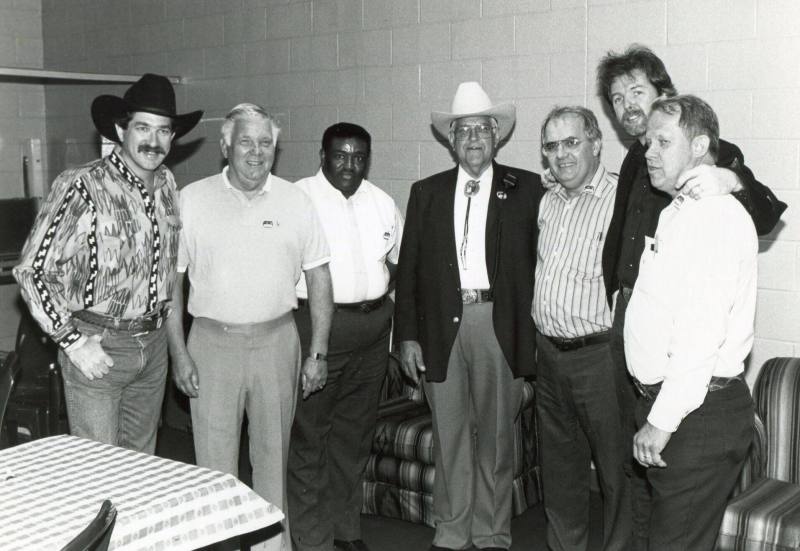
[178,168,330,324]
[624,194,757,432]
[294,169,403,302]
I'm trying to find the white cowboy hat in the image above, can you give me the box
[431,81,516,141]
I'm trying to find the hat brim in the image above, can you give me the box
[431,102,516,141]
[91,95,203,144]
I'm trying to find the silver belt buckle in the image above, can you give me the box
[461,289,477,304]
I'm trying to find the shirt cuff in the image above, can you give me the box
[302,255,331,272]
[61,332,86,351]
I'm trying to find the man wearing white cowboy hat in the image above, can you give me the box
[14,73,202,454]
[395,82,542,551]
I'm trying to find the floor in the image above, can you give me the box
[155,425,602,551]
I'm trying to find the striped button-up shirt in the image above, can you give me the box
[14,149,180,349]
[533,165,617,338]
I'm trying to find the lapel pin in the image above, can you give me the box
[496,190,507,200]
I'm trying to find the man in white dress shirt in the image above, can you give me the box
[624,95,756,550]
[533,106,629,551]
[287,123,403,551]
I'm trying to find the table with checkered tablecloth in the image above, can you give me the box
[0,434,283,550]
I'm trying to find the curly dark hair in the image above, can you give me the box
[597,44,677,106]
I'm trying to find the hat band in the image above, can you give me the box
[126,102,177,120]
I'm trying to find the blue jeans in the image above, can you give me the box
[59,318,168,454]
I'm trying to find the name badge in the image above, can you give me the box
[262,220,275,228]
[383,231,391,240]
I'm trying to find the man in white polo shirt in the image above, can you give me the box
[166,103,334,551]
[624,95,756,550]
[287,123,403,551]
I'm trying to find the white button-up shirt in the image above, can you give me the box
[453,165,492,289]
[295,170,403,302]
[624,194,757,432]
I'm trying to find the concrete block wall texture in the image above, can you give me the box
[0,0,793,378]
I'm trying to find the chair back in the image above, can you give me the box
[0,352,20,433]
[752,357,800,484]
[60,499,117,551]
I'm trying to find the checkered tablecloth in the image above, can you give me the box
[0,435,283,550]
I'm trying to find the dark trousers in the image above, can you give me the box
[610,289,651,551]
[635,381,753,551]
[287,298,392,551]
[535,332,631,551]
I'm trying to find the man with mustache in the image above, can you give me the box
[14,73,202,454]
[625,94,756,550]
[166,103,334,551]
[596,45,786,548]
[534,106,629,551]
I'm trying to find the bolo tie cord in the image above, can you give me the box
[460,179,480,270]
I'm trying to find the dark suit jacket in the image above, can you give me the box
[602,138,787,304]
[394,162,542,382]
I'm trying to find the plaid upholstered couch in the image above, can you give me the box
[361,353,541,525]
[717,357,800,550]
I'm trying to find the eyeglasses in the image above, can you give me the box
[452,124,495,140]
[542,137,583,153]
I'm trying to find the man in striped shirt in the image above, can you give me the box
[533,106,629,551]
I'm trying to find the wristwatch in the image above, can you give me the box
[310,352,327,361]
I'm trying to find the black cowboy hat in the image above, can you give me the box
[91,73,203,144]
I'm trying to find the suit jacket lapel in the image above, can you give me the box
[485,162,504,285]
[437,168,459,272]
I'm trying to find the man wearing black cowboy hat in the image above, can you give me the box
[14,73,202,454]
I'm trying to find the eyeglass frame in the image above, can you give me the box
[450,121,497,140]
[541,137,584,154]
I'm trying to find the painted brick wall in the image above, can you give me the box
[1,0,793,380]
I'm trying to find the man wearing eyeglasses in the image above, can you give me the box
[395,82,541,551]
[534,106,629,551]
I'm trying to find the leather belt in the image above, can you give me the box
[544,331,610,352]
[298,295,387,314]
[633,373,745,400]
[73,305,168,333]
[461,288,493,304]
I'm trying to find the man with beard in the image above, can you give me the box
[596,44,785,549]
[14,73,202,454]
[395,82,541,551]
[167,103,333,551]
[287,122,403,551]
[625,94,756,550]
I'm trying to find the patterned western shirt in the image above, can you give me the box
[533,164,617,339]
[14,149,181,349]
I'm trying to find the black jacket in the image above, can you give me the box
[394,162,543,382]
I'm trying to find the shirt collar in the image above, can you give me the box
[316,168,369,200]
[456,164,493,191]
[554,164,611,201]
[108,147,168,190]
[222,165,271,196]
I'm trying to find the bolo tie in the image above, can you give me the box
[460,179,480,270]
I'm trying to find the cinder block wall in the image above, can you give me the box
[0,0,792,379]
